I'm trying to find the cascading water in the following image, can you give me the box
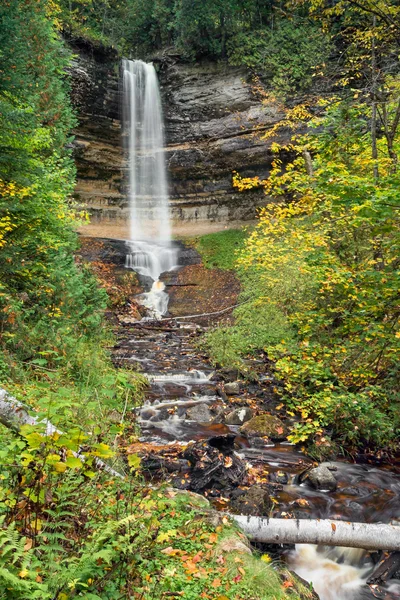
[120,60,400,600]
[122,58,177,317]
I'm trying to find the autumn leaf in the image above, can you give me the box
[161,547,181,556]
[24,538,33,551]
[19,569,29,578]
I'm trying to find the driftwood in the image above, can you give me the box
[161,300,252,321]
[183,436,247,493]
[230,515,400,552]
[0,387,123,478]
[367,552,400,584]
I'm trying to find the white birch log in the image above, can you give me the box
[231,515,400,551]
[0,387,123,478]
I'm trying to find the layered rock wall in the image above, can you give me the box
[70,46,285,238]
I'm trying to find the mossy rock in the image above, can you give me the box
[241,413,288,441]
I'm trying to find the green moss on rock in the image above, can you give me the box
[241,413,288,441]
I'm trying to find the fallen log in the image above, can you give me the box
[161,300,252,321]
[0,387,123,478]
[230,515,400,552]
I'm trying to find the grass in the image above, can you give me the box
[193,228,249,270]
[193,228,295,376]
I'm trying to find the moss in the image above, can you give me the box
[241,414,288,440]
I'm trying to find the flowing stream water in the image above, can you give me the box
[118,58,400,600]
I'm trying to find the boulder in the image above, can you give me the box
[241,414,288,441]
[305,465,337,492]
[274,471,289,485]
[225,407,253,425]
[186,404,212,422]
[231,485,272,516]
[224,381,241,395]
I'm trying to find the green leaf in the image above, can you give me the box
[65,456,83,469]
[127,454,141,470]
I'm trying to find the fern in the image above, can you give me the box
[0,517,49,599]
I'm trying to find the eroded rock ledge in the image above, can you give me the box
[69,45,288,237]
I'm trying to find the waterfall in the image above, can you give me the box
[122,59,177,317]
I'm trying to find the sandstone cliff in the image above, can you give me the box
[70,45,286,238]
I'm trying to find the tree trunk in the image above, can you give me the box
[0,387,60,435]
[371,15,379,181]
[302,149,314,176]
[0,387,123,478]
[230,515,400,552]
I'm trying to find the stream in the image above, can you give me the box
[114,57,400,600]
[111,243,400,600]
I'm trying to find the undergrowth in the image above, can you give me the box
[193,229,248,271]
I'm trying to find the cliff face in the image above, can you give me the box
[69,42,125,231]
[70,47,285,238]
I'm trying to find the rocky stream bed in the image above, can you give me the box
[80,236,400,600]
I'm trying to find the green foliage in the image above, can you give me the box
[0,478,300,599]
[65,0,329,97]
[203,94,400,450]
[194,228,247,270]
[227,17,330,95]
[0,0,114,387]
[0,0,106,377]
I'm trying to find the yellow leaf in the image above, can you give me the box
[65,456,82,469]
[19,569,29,578]
[54,461,67,473]
[260,553,271,563]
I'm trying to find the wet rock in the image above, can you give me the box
[231,485,272,516]
[186,404,212,422]
[241,414,288,441]
[273,471,289,485]
[141,456,190,473]
[149,408,170,422]
[220,368,239,382]
[305,465,338,492]
[224,381,241,395]
[252,436,272,447]
[341,486,362,496]
[225,407,253,425]
[208,434,236,453]
[183,437,247,493]
[348,501,363,512]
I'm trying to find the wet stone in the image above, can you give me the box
[305,465,338,492]
[225,406,253,425]
[224,381,241,395]
[273,471,289,485]
[182,436,247,493]
[241,413,288,441]
[231,485,272,516]
[220,368,240,382]
[186,404,212,422]
[152,408,173,422]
